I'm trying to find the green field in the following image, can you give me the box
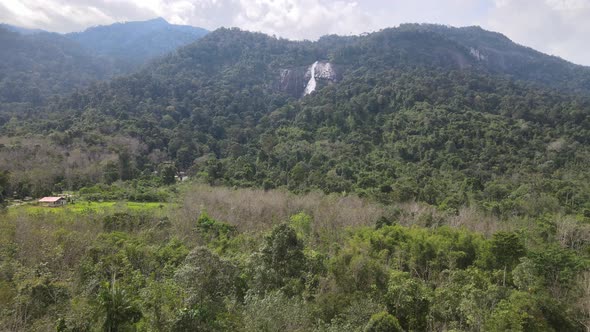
[7,200,173,217]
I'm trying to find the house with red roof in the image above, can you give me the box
[38,196,66,207]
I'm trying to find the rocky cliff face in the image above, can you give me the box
[310,61,337,81]
[278,61,339,97]
[278,68,307,97]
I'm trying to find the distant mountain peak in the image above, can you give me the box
[0,18,208,103]
[147,17,169,24]
[0,23,46,35]
[65,18,208,63]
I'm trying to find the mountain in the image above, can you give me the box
[306,23,590,93]
[65,17,208,66]
[145,23,590,96]
[0,23,46,35]
[389,24,590,92]
[0,26,119,103]
[0,18,208,104]
[1,25,589,217]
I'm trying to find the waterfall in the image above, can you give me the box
[304,61,319,95]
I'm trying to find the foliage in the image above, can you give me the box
[0,186,588,331]
[2,27,589,217]
[364,311,403,332]
[98,280,143,332]
[250,223,308,295]
[385,271,431,331]
[0,23,589,332]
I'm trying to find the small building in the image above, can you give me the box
[38,196,66,207]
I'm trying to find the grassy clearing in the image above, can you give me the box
[6,200,172,217]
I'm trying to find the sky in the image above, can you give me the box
[1,0,590,66]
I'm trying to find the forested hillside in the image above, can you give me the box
[66,18,208,67]
[0,23,589,331]
[2,26,588,217]
[0,18,207,104]
[0,27,118,103]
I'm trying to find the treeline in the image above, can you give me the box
[0,136,178,202]
[0,185,588,331]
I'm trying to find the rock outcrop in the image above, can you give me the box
[469,47,487,61]
[310,61,337,81]
[278,61,339,97]
[278,68,307,97]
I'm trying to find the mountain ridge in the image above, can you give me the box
[65,17,208,64]
[148,24,590,97]
[0,18,209,103]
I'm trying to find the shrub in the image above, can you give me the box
[364,311,403,332]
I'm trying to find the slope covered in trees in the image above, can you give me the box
[0,27,118,104]
[0,19,208,104]
[2,26,588,217]
[66,17,208,67]
[0,23,589,331]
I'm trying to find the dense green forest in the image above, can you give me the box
[1,26,589,216]
[0,23,589,331]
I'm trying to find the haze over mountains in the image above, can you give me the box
[0,18,208,102]
[65,18,208,65]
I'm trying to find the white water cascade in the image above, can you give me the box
[304,61,319,95]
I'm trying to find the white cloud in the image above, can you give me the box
[2,0,52,25]
[545,0,590,10]
[232,0,371,39]
[0,0,589,65]
[483,0,590,65]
